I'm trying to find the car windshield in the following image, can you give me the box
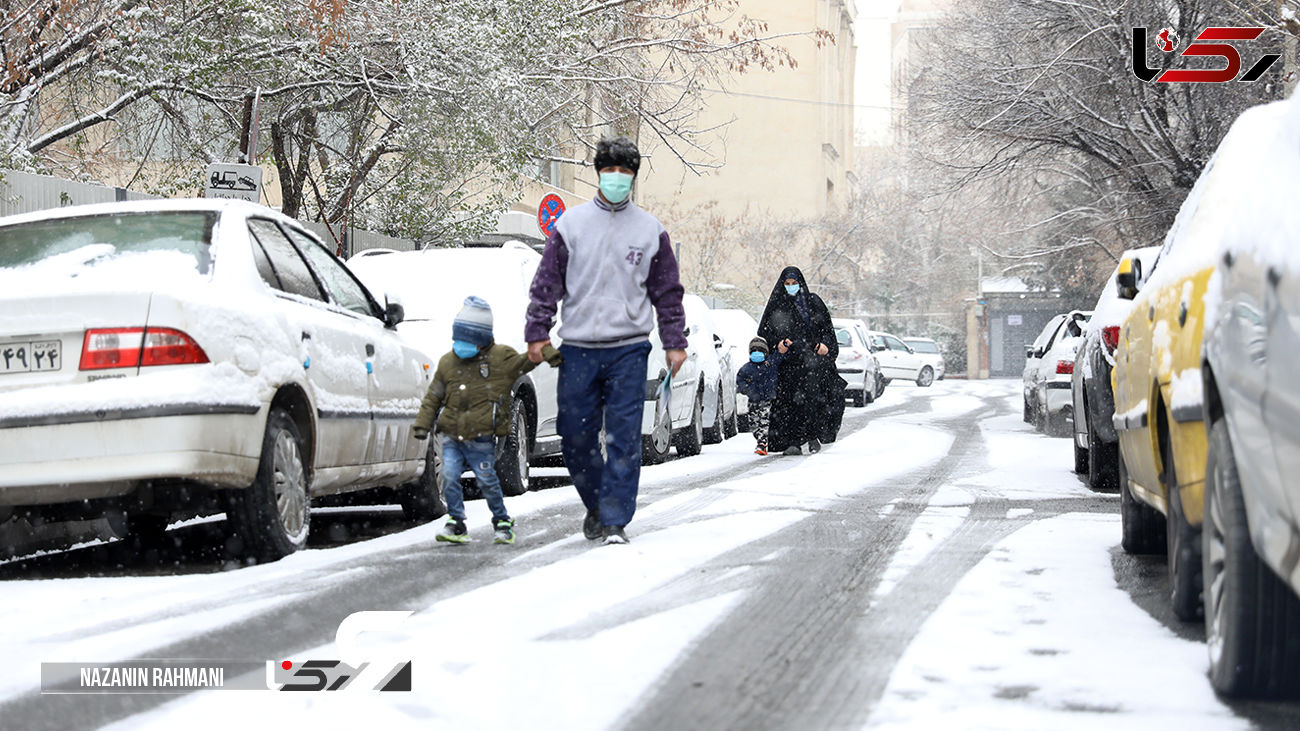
[0,212,216,274]
[906,340,940,354]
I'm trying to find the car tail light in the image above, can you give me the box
[1102,326,1120,354]
[1056,359,1074,375]
[80,327,208,370]
[141,328,209,366]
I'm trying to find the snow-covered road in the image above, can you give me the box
[1,380,1292,730]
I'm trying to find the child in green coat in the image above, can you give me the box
[413,296,560,544]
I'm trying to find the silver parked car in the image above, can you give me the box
[0,200,440,561]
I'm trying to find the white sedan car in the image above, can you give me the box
[709,308,760,428]
[867,330,935,387]
[902,337,946,381]
[641,294,739,463]
[0,200,439,561]
[346,242,560,496]
[832,317,881,407]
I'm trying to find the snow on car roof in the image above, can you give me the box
[0,197,272,229]
[1143,95,1296,292]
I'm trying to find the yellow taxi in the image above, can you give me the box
[1110,100,1284,622]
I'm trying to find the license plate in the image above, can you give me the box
[0,339,62,374]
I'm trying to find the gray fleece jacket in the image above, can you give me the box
[525,196,687,350]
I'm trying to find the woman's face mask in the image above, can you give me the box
[784,283,800,296]
[599,171,634,203]
[750,351,766,363]
[452,340,479,359]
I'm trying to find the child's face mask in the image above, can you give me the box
[784,283,800,296]
[750,352,766,363]
[452,340,479,359]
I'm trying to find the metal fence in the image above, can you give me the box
[0,169,155,218]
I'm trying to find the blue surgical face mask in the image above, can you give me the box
[599,172,634,204]
[750,352,766,363]
[452,340,479,359]
[784,283,800,296]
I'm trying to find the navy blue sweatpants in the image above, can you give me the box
[557,341,652,528]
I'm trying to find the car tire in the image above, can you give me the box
[1167,458,1203,621]
[723,403,739,439]
[703,385,724,445]
[1087,422,1119,492]
[851,389,866,408]
[874,374,886,399]
[1073,440,1088,474]
[498,399,531,496]
[916,366,934,387]
[226,407,310,562]
[1023,398,1033,424]
[1119,449,1167,555]
[399,438,447,523]
[1204,418,1300,698]
[642,387,672,465]
[674,388,704,457]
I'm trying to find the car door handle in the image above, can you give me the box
[365,344,375,357]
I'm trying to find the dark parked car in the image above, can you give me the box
[1070,246,1159,488]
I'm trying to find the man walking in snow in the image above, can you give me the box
[525,136,687,545]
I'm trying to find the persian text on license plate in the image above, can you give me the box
[1,339,61,374]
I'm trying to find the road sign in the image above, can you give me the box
[537,193,565,237]
[205,162,262,203]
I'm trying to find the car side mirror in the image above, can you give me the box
[1116,257,1142,300]
[1025,344,1033,357]
[906,345,915,354]
[384,301,405,329]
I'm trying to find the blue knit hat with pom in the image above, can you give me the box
[452,296,493,348]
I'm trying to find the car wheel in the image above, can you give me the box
[851,388,866,407]
[642,387,672,465]
[226,407,310,562]
[703,384,724,445]
[916,366,934,387]
[1073,439,1088,474]
[1167,459,1203,621]
[1204,418,1300,698]
[1023,398,1033,423]
[674,388,704,457]
[1119,449,1166,555]
[498,399,531,496]
[723,402,739,439]
[874,374,886,399]
[399,438,447,522]
[862,374,876,404]
[1087,420,1119,491]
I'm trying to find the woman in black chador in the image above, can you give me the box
[756,266,847,455]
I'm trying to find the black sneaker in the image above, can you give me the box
[583,509,602,540]
[808,439,821,454]
[602,525,629,545]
